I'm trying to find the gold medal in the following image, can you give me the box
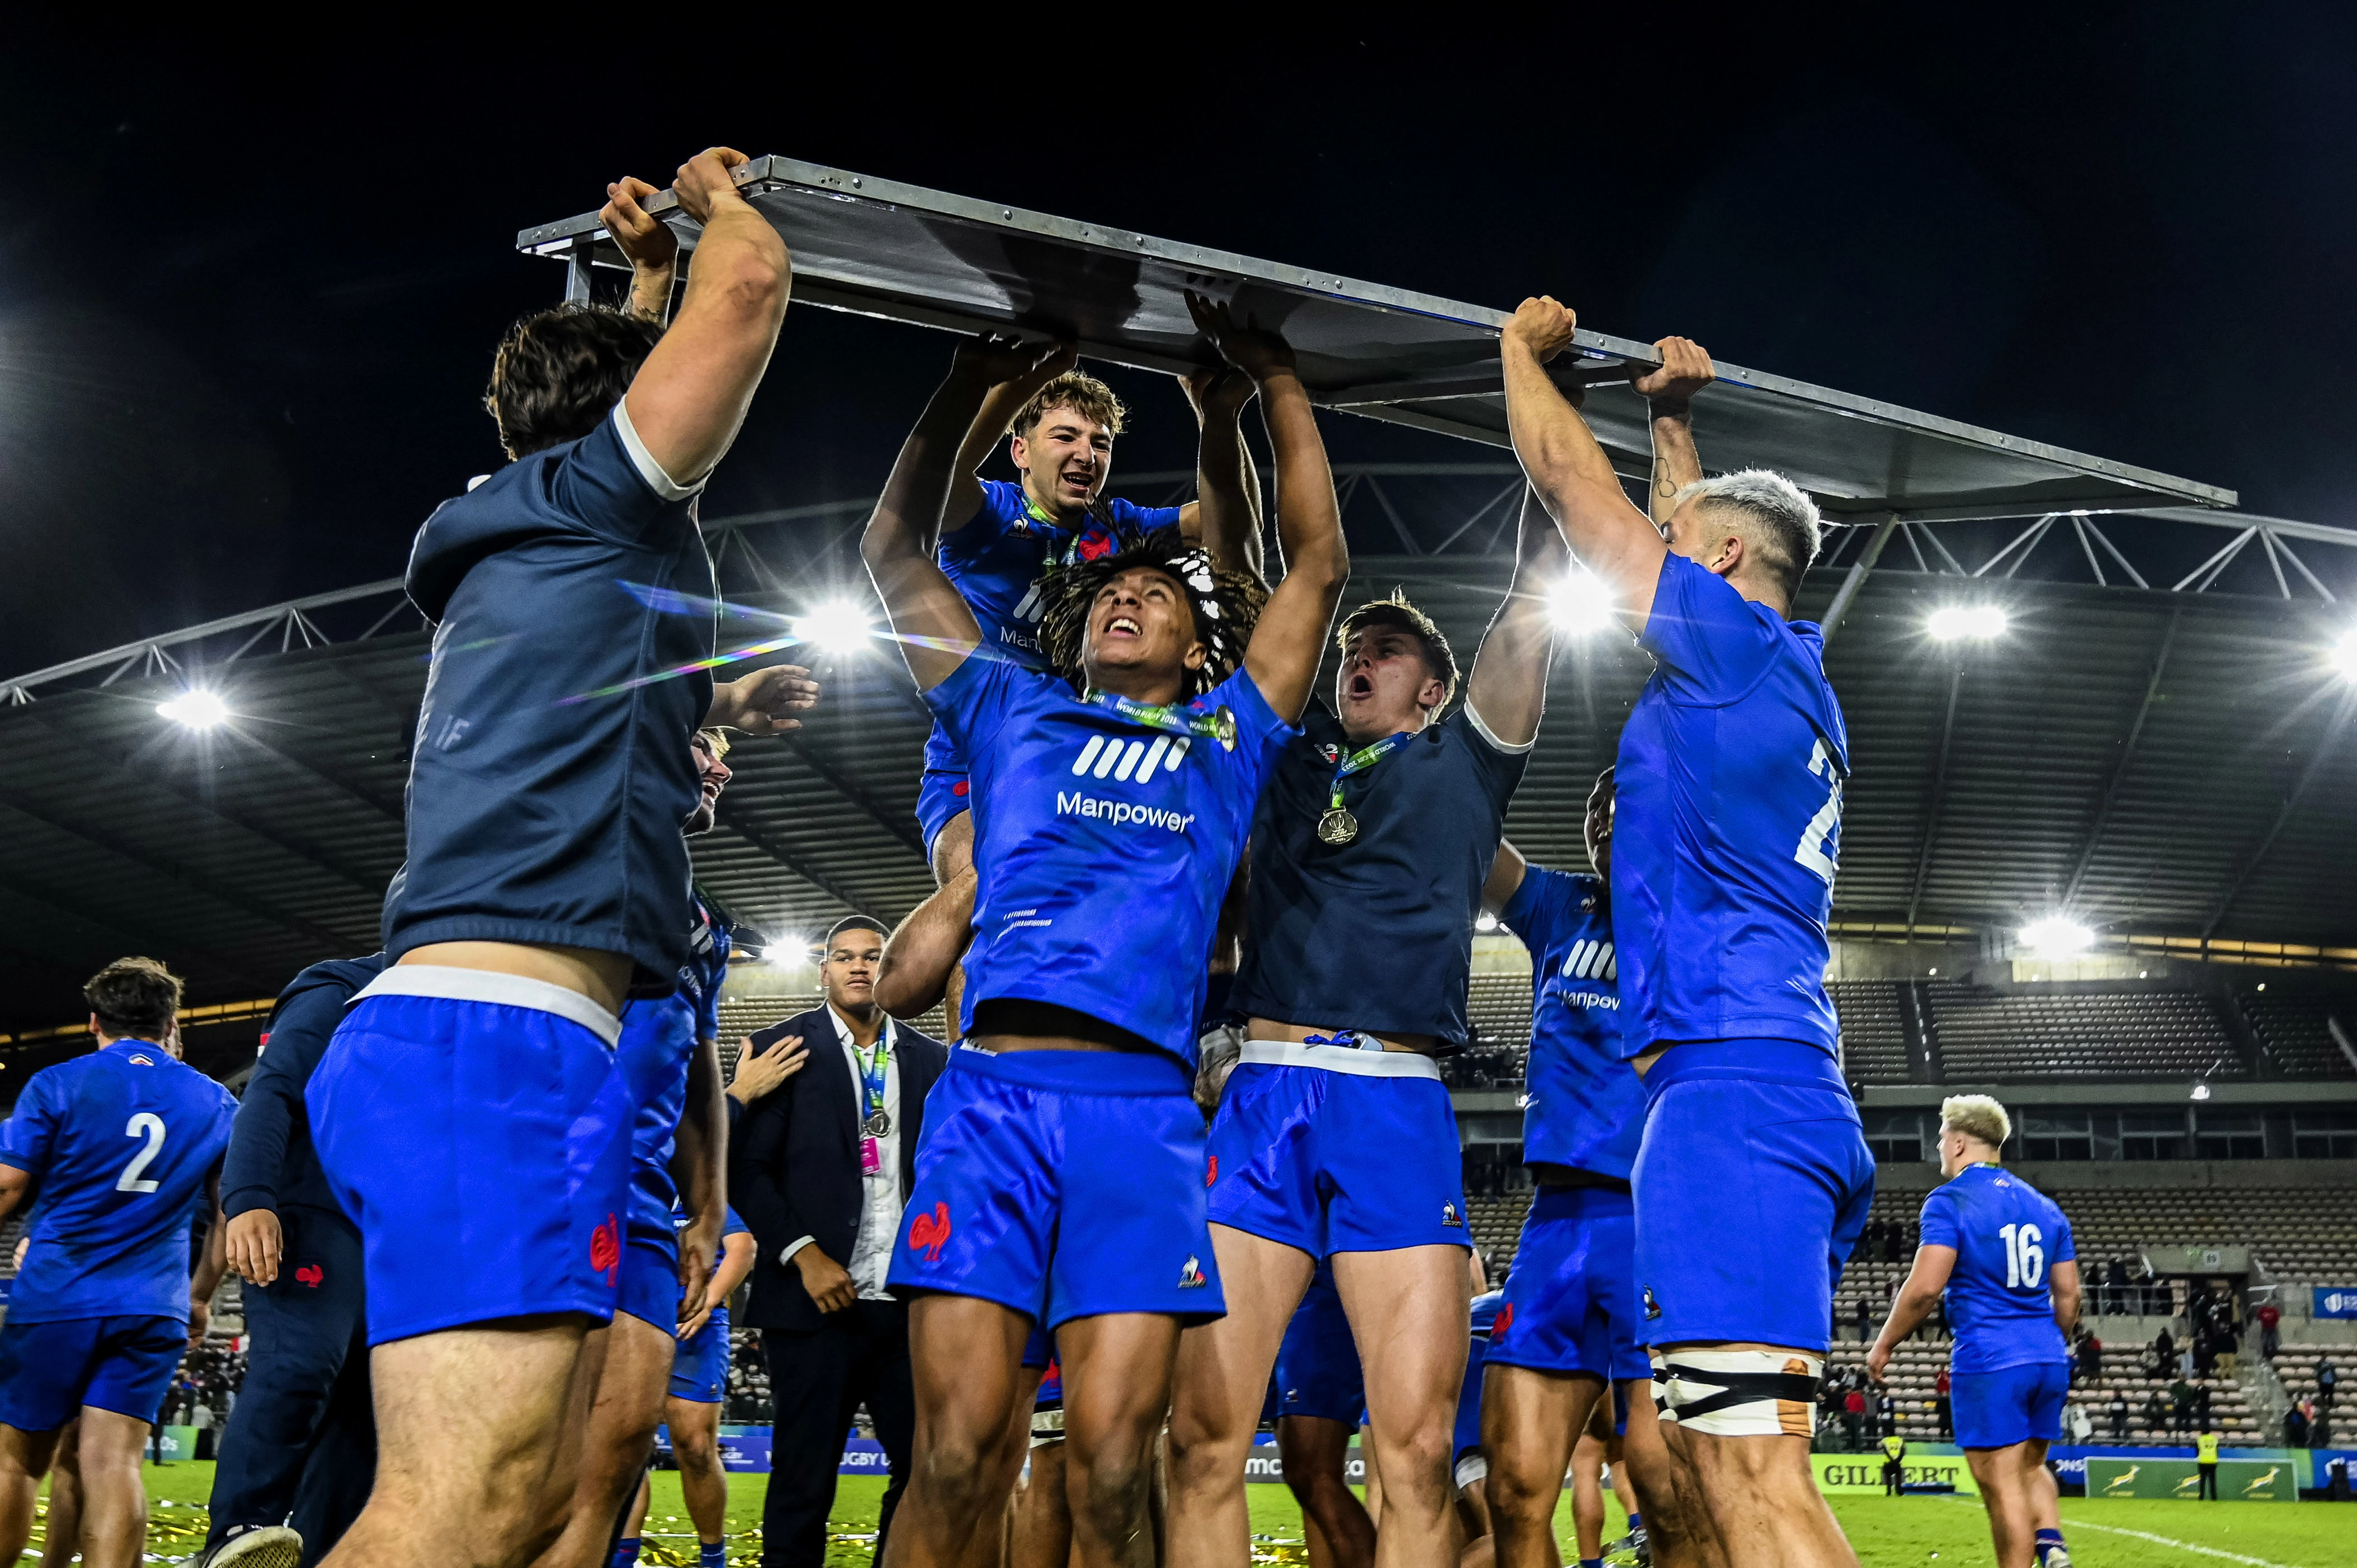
[1317,807,1359,845]
[1214,706,1237,751]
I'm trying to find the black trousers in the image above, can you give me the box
[2197,1462,2217,1499]
[206,1206,375,1566]
[760,1299,915,1568]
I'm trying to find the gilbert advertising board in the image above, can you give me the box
[1810,1450,1977,1495]
[2083,1457,2298,1501]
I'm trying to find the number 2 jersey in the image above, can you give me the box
[0,1042,236,1323]
[1613,552,1849,1058]
[929,656,1294,1065]
[1919,1163,2076,1373]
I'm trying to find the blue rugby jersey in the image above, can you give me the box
[930,657,1294,1063]
[0,1042,236,1323]
[616,893,731,1232]
[1613,553,1848,1058]
[1498,866,1642,1180]
[1231,702,1528,1044]
[1919,1164,2076,1374]
[388,404,716,991]
[924,481,1182,778]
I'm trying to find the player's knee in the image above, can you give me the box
[1482,1454,1558,1524]
[1066,1445,1154,1542]
[1375,1423,1457,1503]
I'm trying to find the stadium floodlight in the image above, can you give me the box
[2331,627,2357,680]
[1475,911,1499,933]
[2019,916,2093,959]
[156,690,229,729]
[1927,604,2009,642]
[794,601,872,655]
[1547,570,1617,636]
[2190,1081,2212,1102]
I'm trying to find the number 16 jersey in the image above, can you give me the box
[1919,1163,2076,1373]
[1612,552,1849,1059]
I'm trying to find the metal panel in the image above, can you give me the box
[518,155,2235,517]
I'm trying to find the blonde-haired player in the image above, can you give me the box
[1870,1097,2080,1568]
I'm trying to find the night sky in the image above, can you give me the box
[4,10,2352,678]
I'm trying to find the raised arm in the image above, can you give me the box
[862,336,1061,691]
[1461,489,1566,749]
[1629,336,1714,529]
[619,146,791,488]
[603,176,679,324]
[1482,840,1530,914]
[1181,369,1265,580]
[943,342,1080,537]
[1499,297,1668,631]
[1190,296,1346,723]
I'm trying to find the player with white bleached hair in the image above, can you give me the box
[1870,1096,2081,1568]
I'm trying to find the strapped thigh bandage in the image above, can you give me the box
[1649,1349,1823,1438]
[1453,1451,1490,1491]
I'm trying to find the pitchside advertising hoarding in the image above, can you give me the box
[1811,1448,1978,1494]
[2084,1457,2299,1501]
[2313,1285,2357,1319]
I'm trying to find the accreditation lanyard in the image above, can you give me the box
[1317,733,1409,846]
[1081,689,1237,751]
[855,1031,891,1175]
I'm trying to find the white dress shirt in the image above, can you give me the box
[779,1004,903,1301]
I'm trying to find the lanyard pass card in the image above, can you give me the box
[860,1135,883,1175]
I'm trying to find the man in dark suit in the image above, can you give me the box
[732,914,947,1568]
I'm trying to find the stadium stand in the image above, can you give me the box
[1830,980,1913,1083]
[2239,988,2357,1080]
[1925,983,2244,1080]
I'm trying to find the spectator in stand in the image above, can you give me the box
[2254,1301,2280,1360]
[2170,1376,2196,1433]
[1935,1368,1953,1441]
[2154,1327,2173,1369]
[1877,1390,1897,1439]
[2193,1384,2212,1432]
[2191,1335,2214,1379]
[2077,1330,2102,1386]
[1844,1387,1866,1450]
[2319,1356,2338,1407]
[1863,1218,1884,1263]
[2215,1325,2238,1379]
[1854,1296,1873,1345]
[2284,1404,2308,1448]
[2145,1389,2170,1436]
[2310,1405,2332,1450]
[2106,1391,2128,1441]
[1884,1223,1903,1265]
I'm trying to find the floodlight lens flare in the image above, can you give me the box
[1928,605,2009,641]
[2019,916,2093,959]
[1475,912,1498,933]
[2332,629,2357,680]
[157,690,229,729]
[795,602,872,654]
[1547,572,1616,635]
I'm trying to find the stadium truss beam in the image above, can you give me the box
[708,801,873,927]
[2201,686,2357,939]
[520,156,2234,519]
[1905,666,1965,931]
[2061,608,2182,910]
[781,737,927,858]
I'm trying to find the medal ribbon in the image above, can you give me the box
[856,1032,890,1124]
[1081,689,1237,746]
[1327,732,1411,815]
[1022,495,1127,575]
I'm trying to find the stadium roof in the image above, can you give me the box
[2,471,2353,1035]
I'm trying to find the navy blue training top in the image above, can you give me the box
[1500,866,1642,1182]
[1613,553,1847,1058]
[1231,700,1529,1044]
[223,953,385,1218]
[387,404,717,991]
[933,657,1295,1065]
[1,1042,236,1324]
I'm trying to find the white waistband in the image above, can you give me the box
[1238,1040,1442,1080]
[355,965,622,1048]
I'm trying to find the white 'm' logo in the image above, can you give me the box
[1071,735,1191,782]
[1559,939,1617,981]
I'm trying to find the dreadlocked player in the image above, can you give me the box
[858,295,1347,1568]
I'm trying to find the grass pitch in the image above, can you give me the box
[68,1461,2355,1566]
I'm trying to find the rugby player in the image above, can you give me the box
[1501,297,1873,1568]
[874,338,1263,1029]
[1870,1098,2080,1568]
[533,729,740,1568]
[615,1207,756,1568]
[1452,1262,1503,1568]
[857,293,1347,1567]
[1272,1266,1373,1568]
[1478,778,1691,1568]
[1167,484,1562,1568]
[304,148,811,1568]
[0,958,237,1568]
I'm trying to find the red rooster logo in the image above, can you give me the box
[589,1214,621,1285]
[1492,1301,1515,1340]
[294,1264,323,1289]
[907,1203,952,1263]
[1206,1156,1218,1187]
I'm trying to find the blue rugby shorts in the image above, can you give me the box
[1951,1360,2070,1450]
[915,762,973,860]
[886,1046,1223,1330]
[1487,1184,1653,1384]
[1206,1044,1469,1257]
[308,968,636,1344]
[1629,1041,1874,1353]
[668,1308,732,1404]
[1273,1269,1365,1424]
[0,1315,187,1430]
[618,1229,684,1334]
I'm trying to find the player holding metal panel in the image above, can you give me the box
[877,337,1263,1029]
[304,149,813,1568]
[1166,482,1561,1568]
[0,958,236,1568]
[1500,296,1874,1568]
[1870,1098,2080,1568]
[858,295,1347,1568]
